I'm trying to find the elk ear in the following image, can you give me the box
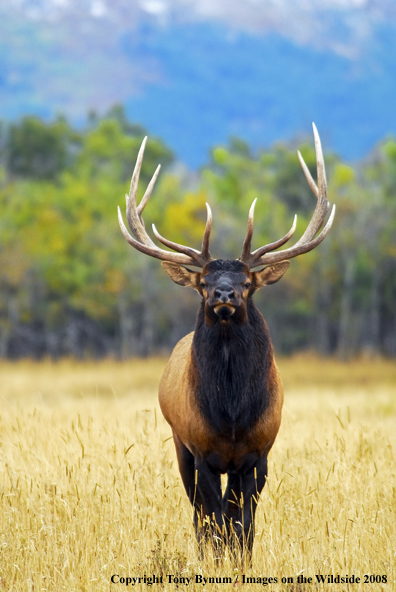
[161,262,201,290]
[253,261,290,290]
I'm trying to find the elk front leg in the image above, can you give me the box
[193,457,223,554]
[173,434,223,554]
[223,455,268,558]
[173,432,196,503]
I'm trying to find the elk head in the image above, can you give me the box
[118,124,335,322]
[160,259,290,326]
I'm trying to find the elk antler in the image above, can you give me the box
[240,123,335,268]
[118,137,213,267]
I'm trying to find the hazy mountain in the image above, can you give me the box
[2,0,396,165]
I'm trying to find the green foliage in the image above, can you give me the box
[6,116,77,180]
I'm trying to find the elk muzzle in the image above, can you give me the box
[209,281,240,320]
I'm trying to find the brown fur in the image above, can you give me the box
[159,332,283,471]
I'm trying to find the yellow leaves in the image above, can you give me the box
[332,163,355,188]
[162,190,208,246]
[27,208,66,256]
[0,248,31,289]
[212,146,229,166]
[103,269,125,295]
[386,243,396,258]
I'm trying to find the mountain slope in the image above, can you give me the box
[2,2,396,165]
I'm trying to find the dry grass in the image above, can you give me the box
[0,356,395,591]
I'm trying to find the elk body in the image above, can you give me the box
[118,125,335,558]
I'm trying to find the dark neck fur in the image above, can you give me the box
[192,298,274,436]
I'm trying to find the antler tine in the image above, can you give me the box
[314,122,327,194]
[152,202,214,267]
[240,198,297,265]
[151,224,204,266]
[126,137,147,239]
[137,164,161,226]
[118,207,195,265]
[294,123,329,246]
[239,124,335,269]
[250,215,297,259]
[201,203,213,261]
[241,199,257,262]
[118,136,213,268]
[124,137,157,247]
[297,151,318,198]
[251,204,336,266]
[129,137,146,204]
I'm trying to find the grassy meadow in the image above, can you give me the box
[0,356,395,591]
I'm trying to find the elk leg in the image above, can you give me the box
[223,455,268,558]
[173,432,196,503]
[173,433,223,553]
[193,457,223,553]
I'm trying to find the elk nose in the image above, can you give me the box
[214,284,235,303]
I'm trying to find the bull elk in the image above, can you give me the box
[118,124,335,558]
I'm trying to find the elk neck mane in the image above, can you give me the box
[191,285,274,437]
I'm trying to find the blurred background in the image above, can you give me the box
[1,0,396,359]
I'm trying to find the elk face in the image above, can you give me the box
[200,260,251,323]
[161,259,291,325]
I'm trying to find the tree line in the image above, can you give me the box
[0,106,395,359]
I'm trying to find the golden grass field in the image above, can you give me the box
[0,356,395,591]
